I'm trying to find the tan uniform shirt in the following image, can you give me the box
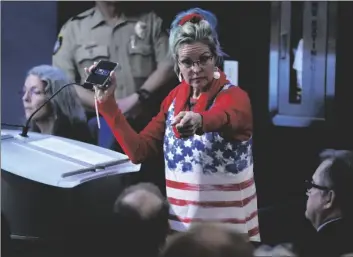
[52,7,170,99]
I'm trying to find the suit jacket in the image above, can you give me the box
[295,218,353,257]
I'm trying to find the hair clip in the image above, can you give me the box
[179,13,204,26]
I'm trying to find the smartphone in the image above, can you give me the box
[82,60,119,90]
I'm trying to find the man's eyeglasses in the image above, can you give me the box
[305,180,330,191]
[179,55,213,69]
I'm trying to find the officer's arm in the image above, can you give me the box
[52,21,96,111]
[52,21,77,83]
[73,86,95,111]
[138,15,175,94]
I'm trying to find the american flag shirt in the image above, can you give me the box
[163,84,260,241]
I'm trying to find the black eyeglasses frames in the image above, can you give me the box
[305,180,330,191]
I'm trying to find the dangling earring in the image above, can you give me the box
[213,67,220,79]
[178,72,183,82]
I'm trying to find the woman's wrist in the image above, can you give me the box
[98,94,119,114]
[195,113,204,135]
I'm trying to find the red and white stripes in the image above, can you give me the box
[165,164,260,242]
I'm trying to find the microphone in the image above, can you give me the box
[20,82,77,137]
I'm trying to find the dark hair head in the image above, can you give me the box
[161,223,254,257]
[113,183,170,255]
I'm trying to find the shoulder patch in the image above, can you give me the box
[53,34,63,55]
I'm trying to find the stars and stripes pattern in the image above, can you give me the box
[163,84,260,241]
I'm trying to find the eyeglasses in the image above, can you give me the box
[305,180,330,191]
[178,55,213,69]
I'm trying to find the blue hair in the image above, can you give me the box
[170,8,219,35]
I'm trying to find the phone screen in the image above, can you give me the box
[85,61,117,86]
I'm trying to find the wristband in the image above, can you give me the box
[136,88,151,104]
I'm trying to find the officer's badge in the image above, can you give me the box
[53,35,63,55]
[134,21,147,39]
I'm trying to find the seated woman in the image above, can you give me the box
[21,65,94,144]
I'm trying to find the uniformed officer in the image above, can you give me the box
[53,2,173,195]
[53,1,175,119]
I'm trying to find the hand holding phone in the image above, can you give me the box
[84,61,119,129]
[83,60,119,90]
[84,61,118,104]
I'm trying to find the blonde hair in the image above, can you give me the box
[168,8,226,75]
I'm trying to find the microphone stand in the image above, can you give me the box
[20,82,78,137]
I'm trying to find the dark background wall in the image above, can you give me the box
[1,1,58,125]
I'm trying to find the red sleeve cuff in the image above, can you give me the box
[97,96,121,119]
[198,111,228,134]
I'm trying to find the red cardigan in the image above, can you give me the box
[98,83,253,164]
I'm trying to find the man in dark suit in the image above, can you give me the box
[296,149,353,256]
